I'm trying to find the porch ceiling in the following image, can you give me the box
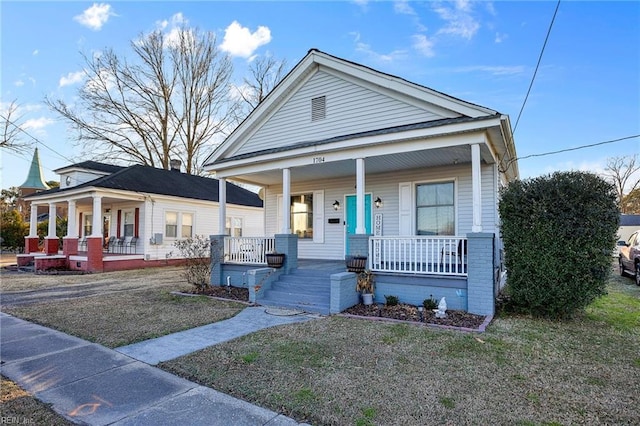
[230,144,493,186]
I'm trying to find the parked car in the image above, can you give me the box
[618,230,640,286]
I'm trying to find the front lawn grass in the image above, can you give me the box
[161,269,640,425]
[2,269,246,348]
[2,265,638,425]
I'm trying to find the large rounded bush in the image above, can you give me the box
[499,171,619,318]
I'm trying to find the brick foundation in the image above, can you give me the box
[63,237,79,256]
[44,237,59,255]
[34,256,67,271]
[86,237,104,273]
[25,237,39,254]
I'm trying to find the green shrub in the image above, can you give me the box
[0,210,28,250]
[384,295,399,306]
[499,171,619,319]
[423,295,438,310]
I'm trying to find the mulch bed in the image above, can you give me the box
[344,303,488,331]
[189,286,250,302]
[182,288,488,330]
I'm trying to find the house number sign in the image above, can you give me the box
[312,156,325,164]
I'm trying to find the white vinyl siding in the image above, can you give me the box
[264,163,497,260]
[233,70,445,156]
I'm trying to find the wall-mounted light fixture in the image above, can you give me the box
[333,200,341,211]
[374,197,382,208]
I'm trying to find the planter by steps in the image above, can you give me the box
[346,255,367,273]
[362,293,374,305]
[266,253,285,268]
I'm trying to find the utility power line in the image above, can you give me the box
[513,0,561,134]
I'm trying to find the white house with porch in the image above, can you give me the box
[203,49,518,316]
[20,160,263,273]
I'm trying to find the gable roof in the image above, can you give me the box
[20,147,50,190]
[28,163,262,207]
[204,48,504,168]
[54,161,126,174]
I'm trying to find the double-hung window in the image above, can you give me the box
[225,217,243,237]
[165,212,178,238]
[84,214,93,237]
[181,213,193,238]
[123,211,134,237]
[416,181,455,235]
[291,193,313,239]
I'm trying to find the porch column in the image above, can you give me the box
[282,168,291,234]
[87,195,103,273]
[29,204,38,237]
[63,200,79,256]
[471,143,483,233]
[218,178,227,235]
[356,158,365,234]
[44,202,59,254]
[25,203,39,253]
[91,195,102,237]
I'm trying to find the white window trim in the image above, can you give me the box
[165,210,197,240]
[122,208,135,237]
[407,177,459,236]
[416,178,458,236]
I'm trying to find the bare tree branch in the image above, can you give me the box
[45,26,237,174]
[603,155,640,213]
[0,100,33,153]
[236,55,287,115]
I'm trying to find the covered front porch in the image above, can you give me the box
[20,190,149,273]
[212,232,498,315]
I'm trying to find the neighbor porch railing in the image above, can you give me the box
[369,236,467,276]
[224,237,276,264]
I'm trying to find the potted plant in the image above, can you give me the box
[346,254,367,272]
[356,270,375,305]
[265,251,285,268]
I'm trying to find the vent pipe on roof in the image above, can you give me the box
[170,159,181,172]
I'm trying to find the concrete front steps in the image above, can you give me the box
[257,268,332,315]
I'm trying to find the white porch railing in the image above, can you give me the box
[369,236,467,276]
[224,237,275,265]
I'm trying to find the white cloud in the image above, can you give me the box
[355,41,407,63]
[59,71,85,87]
[394,0,415,15]
[23,116,54,131]
[433,1,480,40]
[14,80,24,87]
[412,34,435,57]
[74,3,114,31]
[32,49,39,56]
[452,65,525,76]
[220,21,271,58]
[495,32,508,43]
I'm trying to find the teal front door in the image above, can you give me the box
[345,194,372,254]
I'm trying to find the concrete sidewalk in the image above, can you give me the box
[116,306,318,364]
[0,309,316,425]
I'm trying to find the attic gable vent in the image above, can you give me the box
[311,96,326,121]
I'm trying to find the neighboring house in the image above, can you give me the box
[203,49,518,316]
[619,214,640,242]
[20,160,263,273]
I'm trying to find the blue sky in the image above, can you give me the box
[1,1,639,190]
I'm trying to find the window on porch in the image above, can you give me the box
[291,193,313,239]
[416,181,454,235]
[123,211,134,237]
[84,214,93,237]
